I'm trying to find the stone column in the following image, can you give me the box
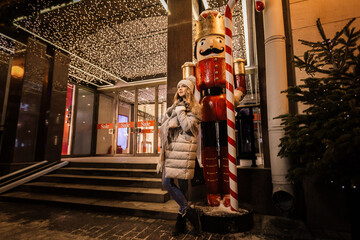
[0,38,47,174]
[43,50,70,162]
[167,0,193,105]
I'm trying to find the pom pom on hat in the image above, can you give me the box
[177,76,195,93]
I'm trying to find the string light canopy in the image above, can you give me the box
[13,0,168,87]
[3,0,247,88]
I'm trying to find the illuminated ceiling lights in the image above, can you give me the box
[6,0,246,88]
[160,0,168,12]
[13,0,168,87]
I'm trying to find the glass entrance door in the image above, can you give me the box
[136,87,156,154]
[115,89,135,155]
[110,84,165,156]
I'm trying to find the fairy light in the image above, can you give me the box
[11,0,167,87]
[5,0,248,88]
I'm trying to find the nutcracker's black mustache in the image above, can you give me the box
[200,47,224,56]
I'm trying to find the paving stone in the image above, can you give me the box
[261,215,313,240]
[0,200,345,240]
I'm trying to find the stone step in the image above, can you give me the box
[16,182,169,203]
[0,191,178,220]
[54,167,160,178]
[67,162,157,170]
[38,174,163,188]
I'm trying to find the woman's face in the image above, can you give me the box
[177,84,188,98]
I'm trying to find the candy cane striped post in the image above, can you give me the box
[225,0,239,212]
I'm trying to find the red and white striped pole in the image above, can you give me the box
[225,0,238,211]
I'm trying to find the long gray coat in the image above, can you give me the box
[158,101,201,179]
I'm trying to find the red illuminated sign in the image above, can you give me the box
[117,122,135,128]
[137,120,155,127]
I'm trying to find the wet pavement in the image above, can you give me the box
[0,201,350,240]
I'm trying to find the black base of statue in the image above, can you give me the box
[199,206,253,233]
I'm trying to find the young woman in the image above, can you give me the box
[157,77,201,236]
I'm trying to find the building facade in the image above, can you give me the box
[0,0,359,234]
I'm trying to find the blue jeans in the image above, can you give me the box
[162,170,189,215]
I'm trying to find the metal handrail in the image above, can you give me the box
[0,161,48,182]
[0,161,69,194]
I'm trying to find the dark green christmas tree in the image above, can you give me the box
[277,18,360,187]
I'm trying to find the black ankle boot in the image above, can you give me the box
[184,207,200,235]
[172,213,186,236]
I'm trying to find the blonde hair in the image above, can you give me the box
[173,86,200,115]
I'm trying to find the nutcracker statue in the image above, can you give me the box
[194,10,246,207]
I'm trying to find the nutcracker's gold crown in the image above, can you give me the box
[195,10,225,42]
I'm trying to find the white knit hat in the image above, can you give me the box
[177,76,195,93]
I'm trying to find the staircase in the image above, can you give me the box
[0,161,178,220]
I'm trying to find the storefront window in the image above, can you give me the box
[116,89,135,154]
[72,88,94,155]
[158,84,167,153]
[96,93,115,154]
[137,87,155,154]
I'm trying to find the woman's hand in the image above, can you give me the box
[175,100,190,112]
[156,160,164,174]
[174,106,186,115]
[176,99,185,106]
